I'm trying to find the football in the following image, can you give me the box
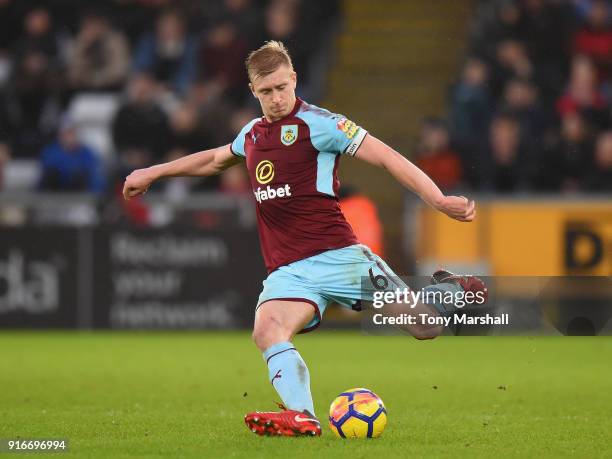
[328,388,387,438]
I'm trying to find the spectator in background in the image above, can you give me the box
[0,138,9,190]
[303,0,341,32]
[572,0,612,20]
[518,0,572,100]
[482,113,529,192]
[0,0,342,204]
[133,9,197,95]
[0,92,13,160]
[168,103,212,154]
[187,80,238,146]
[198,21,250,104]
[339,186,385,258]
[199,0,261,43]
[108,0,180,45]
[39,117,105,194]
[415,118,462,192]
[12,6,66,68]
[449,56,492,187]
[199,105,259,151]
[538,113,594,192]
[498,77,549,151]
[573,0,612,80]
[222,0,261,39]
[262,0,316,100]
[10,6,67,157]
[490,39,534,99]
[112,74,171,175]
[69,10,130,92]
[0,0,20,53]
[469,0,523,60]
[583,130,612,191]
[556,54,609,129]
[0,0,21,89]
[167,102,219,191]
[219,165,250,195]
[457,0,612,194]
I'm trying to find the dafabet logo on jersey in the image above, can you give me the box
[253,160,292,204]
[255,160,274,184]
[281,125,298,146]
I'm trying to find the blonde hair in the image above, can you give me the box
[245,41,293,82]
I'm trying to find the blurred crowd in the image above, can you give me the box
[415,0,612,193]
[0,0,340,199]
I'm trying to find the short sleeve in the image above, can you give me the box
[333,116,368,156]
[230,118,259,158]
[296,106,367,156]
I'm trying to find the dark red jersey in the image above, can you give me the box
[230,98,368,272]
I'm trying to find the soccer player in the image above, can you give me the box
[123,41,486,437]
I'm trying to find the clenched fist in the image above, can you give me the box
[122,168,157,200]
[435,195,476,222]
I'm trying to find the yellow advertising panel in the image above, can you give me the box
[417,200,612,276]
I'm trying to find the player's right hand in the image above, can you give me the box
[437,195,476,222]
[122,168,156,200]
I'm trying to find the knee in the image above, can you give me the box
[412,324,443,340]
[251,325,270,351]
[252,314,291,351]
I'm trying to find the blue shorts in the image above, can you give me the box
[257,244,406,333]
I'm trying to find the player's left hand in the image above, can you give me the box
[436,195,476,222]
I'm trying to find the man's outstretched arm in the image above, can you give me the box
[355,134,476,222]
[122,144,241,200]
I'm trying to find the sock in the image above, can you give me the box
[263,341,315,416]
[422,282,463,316]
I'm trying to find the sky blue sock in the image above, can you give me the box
[422,282,463,315]
[263,341,315,416]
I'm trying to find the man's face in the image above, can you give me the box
[59,127,79,151]
[250,64,297,122]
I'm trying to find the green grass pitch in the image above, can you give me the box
[0,332,610,458]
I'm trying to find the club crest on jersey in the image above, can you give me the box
[281,125,298,146]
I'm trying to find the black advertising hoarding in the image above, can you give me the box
[91,228,266,329]
[0,228,80,328]
[0,227,266,329]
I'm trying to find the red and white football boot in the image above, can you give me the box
[431,269,489,303]
[245,404,322,437]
